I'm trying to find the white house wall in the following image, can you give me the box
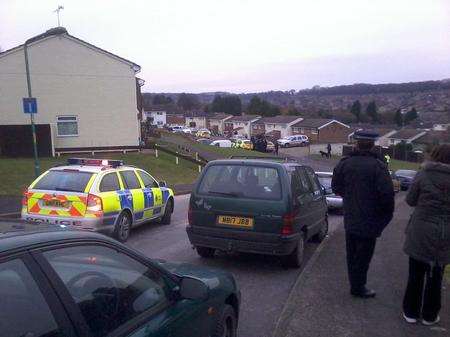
[0,35,140,149]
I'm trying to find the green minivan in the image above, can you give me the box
[186,159,329,268]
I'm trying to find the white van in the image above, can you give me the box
[210,139,232,148]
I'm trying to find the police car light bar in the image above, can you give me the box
[67,158,123,168]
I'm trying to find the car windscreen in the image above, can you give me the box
[33,170,93,192]
[318,176,332,189]
[198,165,282,200]
[396,170,416,177]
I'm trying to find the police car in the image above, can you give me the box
[21,158,174,242]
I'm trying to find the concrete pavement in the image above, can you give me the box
[273,194,449,337]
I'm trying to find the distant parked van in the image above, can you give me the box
[186,158,328,268]
[210,139,232,148]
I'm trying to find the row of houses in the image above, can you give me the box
[145,109,353,143]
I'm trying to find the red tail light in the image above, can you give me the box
[282,209,298,235]
[87,194,103,213]
[188,205,194,226]
[22,190,29,207]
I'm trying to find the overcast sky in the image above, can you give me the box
[1,0,449,93]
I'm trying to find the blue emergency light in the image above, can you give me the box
[67,158,123,168]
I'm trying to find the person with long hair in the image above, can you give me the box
[403,144,450,325]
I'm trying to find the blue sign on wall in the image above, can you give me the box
[23,97,37,114]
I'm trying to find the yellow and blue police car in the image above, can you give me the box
[21,158,174,242]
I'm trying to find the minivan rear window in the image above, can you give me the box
[33,170,93,192]
[198,165,282,200]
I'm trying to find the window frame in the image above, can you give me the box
[136,170,159,188]
[56,115,79,137]
[99,172,122,192]
[31,241,179,337]
[119,170,143,190]
[0,252,77,337]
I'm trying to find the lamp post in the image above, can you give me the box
[24,40,40,177]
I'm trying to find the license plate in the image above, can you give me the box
[44,200,68,208]
[217,215,253,228]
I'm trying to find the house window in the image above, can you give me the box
[57,116,78,137]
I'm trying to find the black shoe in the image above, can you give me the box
[351,287,376,298]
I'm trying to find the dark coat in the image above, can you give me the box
[332,150,395,238]
[404,162,450,265]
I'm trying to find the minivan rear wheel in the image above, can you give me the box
[313,216,329,243]
[196,246,216,258]
[281,232,305,269]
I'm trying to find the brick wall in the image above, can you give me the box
[318,123,351,143]
[292,127,319,142]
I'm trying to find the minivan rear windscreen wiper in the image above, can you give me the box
[207,190,241,197]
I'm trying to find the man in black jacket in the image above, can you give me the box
[332,130,395,298]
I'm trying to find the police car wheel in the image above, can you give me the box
[161,199,173,225]
[281,232,305,269]
[114,212,131,242]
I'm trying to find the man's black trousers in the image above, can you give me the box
[403,257,443,321]
[345,232,377,292]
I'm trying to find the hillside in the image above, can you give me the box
[143,79,450,124]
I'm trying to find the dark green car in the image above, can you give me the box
[187,159,329,268]
[0,221,240,337]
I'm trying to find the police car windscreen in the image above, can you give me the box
[198,164,282,200]
[33,170,93,192]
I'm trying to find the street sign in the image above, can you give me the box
[23,97,37,114]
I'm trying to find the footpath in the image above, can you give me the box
[274,195,449,337]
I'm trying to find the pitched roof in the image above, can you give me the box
[292,118,350,129]
[184,111,208,118]
[227,115,261,122]
[388,129,427,140]
[0,27,141,72]
[349,128,396,137]
[208,113,232,120]
[413,131,450,144]
[255,115,303,125]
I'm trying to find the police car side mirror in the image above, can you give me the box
[159,181,167,188]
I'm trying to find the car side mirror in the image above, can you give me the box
[179,277,209,301]
[159,181,167,188]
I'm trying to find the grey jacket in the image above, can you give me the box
[404,162,450,265]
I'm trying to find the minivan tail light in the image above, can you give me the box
[87,194,103,213]
[188,205,194,226]
[282,209,298,235]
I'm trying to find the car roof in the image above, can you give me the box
[0,221,115,255]
[207,158,310,168]
[315,171,333,177]
[49,165,139,174]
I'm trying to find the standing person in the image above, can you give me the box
[332,130,395,298]
[402,144,450,325]
[274,140,279,155]
[384,153,391,167]
[327,143,332,158]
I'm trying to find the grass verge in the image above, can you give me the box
[0,152,199,196]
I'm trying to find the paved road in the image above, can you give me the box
[127,194,343,337]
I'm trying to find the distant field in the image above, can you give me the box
[0,152,199,196]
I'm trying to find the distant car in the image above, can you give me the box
[390,171,401,193]
[0,222,240,337]
[277,135,309,148]
[395,169,417,190]
[210,139,232,148]
[182,127,193,134]
[266,141,275,152]
[187,159,329,268]
[171,125,184,133]
[232,139,253,150]
[316,171,343,212]
[196,138,211,145]
[196,129,211,138]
